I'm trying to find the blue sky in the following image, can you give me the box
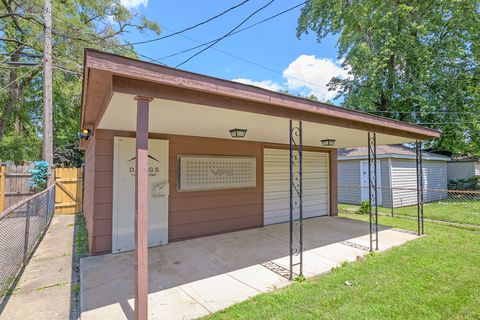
[118,0,347,102]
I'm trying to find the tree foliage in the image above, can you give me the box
[297,0,480,155]
[28,160,49,191]
[0,0,160,164]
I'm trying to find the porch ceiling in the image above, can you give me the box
[98,93,416,148]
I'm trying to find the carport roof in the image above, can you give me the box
[80,49,439,150]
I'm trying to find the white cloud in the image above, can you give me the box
[232,78,283,92]
[120,0,148,9]
[282,55,349,101]
[231,55,350,102]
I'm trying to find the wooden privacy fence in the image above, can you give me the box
[0,163,35,211]
[54,167,83,214]
[0,164,83,214]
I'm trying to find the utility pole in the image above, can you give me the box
[43,0,54,185]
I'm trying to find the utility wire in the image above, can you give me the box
[367,111,477,114]
[125,0,252,46]
[159,1,308,60]
[418,122,480,125]
[176,0,276,68]
[157,24,336,93]
[26,1,168,66]
[0,65,41,92]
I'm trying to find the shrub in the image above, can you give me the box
[29,161,50,191]
[448,176,480,191]
[356,200,370,215]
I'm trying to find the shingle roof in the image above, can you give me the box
[338,144,450,160]
[450,155,480,162]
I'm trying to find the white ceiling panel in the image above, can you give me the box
[98,93,415,148]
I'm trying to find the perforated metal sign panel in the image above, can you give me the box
[178,156,256,191]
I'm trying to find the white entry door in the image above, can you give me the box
[360,160,382,206]
[112,137,169,253]
[263,148,329,225]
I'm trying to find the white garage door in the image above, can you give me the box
[264,148,329,225]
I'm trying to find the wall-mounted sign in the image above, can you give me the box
[177,155,256,191]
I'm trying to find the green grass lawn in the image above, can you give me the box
[205,214,480,320]
[339,198,480,226]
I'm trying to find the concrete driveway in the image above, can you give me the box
[80,217,418,320]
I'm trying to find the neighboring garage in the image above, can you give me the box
[338,145,450,207]
[264,148,329,225]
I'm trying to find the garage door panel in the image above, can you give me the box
[264,207,329,225]
[264,201,329,213]
[265,166,327,172]
[263,188,329,200]
[264,148,329,225]
[265,174,328,184]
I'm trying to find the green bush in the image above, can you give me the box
[357,200,370,215]
[448,176,480,191]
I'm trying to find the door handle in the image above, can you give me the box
[152,183,169,197]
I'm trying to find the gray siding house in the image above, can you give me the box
[338,145,450,208]
[447,157,480,180]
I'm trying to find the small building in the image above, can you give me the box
[338,145,450,208]
[447,156,480,181]
[79,50,439,255]
[79,49,440,318]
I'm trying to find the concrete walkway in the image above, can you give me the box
[0,215,76,320]
[80,217,419,320]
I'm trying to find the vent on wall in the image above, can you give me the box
[177,155,256,192]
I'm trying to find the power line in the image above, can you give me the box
[156,24,334,93]
[176,0,276,68]
[368,111,477,114]
[159,1,308,60]
[0,65,41,92]
[125,0,252,46]
[418,122,480,125]
[26,1,169,66]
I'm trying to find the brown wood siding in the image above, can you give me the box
[329,150,338,216]
[86,129,263,254]
[83,137,96,253]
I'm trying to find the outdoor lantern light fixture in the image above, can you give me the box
[229,128,248,138]
[78,128,92,140]
[321,139,336,147]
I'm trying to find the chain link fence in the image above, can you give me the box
[338,185,480,229]
[0,185,55,297]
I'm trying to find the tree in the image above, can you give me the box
[297,0,480,155]
[0,0,160,164]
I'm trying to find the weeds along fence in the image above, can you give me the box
[338,185,480,228]
[0,184,55,297]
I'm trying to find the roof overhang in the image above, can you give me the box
[338,154,450,161]
[80,49,440,150]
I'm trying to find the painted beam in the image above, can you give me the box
[134,96,152,320]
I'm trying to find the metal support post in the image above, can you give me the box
[390,186,394,217]
[415,140,424,235]
[289,119,303,280]
[23,199,31,266]
[368,132,378,251]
